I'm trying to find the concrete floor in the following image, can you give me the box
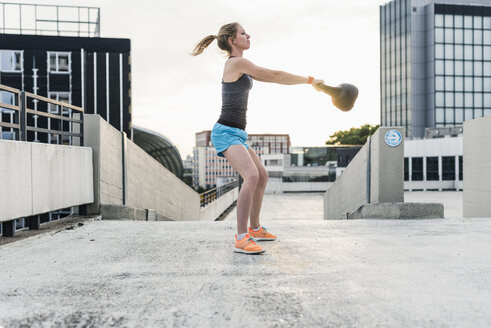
[224,191,463,222]
[1,192,490,328]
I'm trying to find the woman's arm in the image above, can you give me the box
[232,58,323,85]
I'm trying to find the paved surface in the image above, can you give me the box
[225,191,463,221]
[1,191,490,328]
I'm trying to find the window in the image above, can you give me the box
[455,61,464,75]
[474,30,483,45]
[474,45,482,60]
[436,107,444,123]
[475,77,483,92]
[435,28,444,43]
[474,16,482,29]
[464,45,473,60]
[404,157,409,181]
[412,157,423,181]
[458,156,463,181]
[436,92,444,106]
[436,44,444,59]
[456,108,464,123]
[455,29,463,44]
[455,78,464,92]
[436,77,444,90]
[485,93,491,107]
[455,92,464,106]
[474,61,483,76]
[435,60,444,74]
[475,93,483,107]
[445,60,454,74]
[442,156,456,180]
[445,77,454,91]
[48,92,71,113]
[455,15,463,28]
[445,14,453,28]
[445,44,453,59]
[465,93,473,107]
[48,52,71,73]
[1,90,17,113]
[464,61,474,76]
[435,14,444,27]
[0,50,22,72]
[445,28,453,43]
[426,157,439,181]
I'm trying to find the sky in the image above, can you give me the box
[13,0,389,158]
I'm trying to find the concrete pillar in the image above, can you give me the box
[324,127,404,220]
[463,116,491,218]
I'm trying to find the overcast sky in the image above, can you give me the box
[14,0,389,158]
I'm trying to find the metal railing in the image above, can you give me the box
[200,179,239,208]
[0,84,84,145]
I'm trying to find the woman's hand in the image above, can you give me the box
[312,79,324,91]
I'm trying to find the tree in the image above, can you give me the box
[325,124,379,145]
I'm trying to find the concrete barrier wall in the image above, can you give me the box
[126,139,200,221]
[0,140,33,221]
[84,115,124,215]
[324,127,404,219]
[200,188,238,221]
[324,145,369,220]
[463,116,491,218]
[0,140,93,222]
[84,114,201,221]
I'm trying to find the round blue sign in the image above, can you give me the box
[384,129,402,147]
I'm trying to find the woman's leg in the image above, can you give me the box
[247,147,269,229]
[223,145,259,234]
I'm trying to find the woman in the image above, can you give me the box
[192,22,324,254]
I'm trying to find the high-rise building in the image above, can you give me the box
[380,0,491,138]
[0,3,132,141]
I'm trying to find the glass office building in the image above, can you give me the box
[380,0,491,138]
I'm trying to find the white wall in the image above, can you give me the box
[463,116,491,218]
[405,136,463,191]
[0,140,93,222]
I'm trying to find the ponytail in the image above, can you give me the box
[191,22,239,57]
[191,35,216,56]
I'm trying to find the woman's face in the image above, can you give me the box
[233,25,250,50]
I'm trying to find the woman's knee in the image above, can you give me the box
[258,170,269,187]
[243,169,260,186]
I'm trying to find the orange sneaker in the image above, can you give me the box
[248,226,277,241]
[234,234,265,254]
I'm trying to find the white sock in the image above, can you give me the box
[237,233,248,241]
[252,226,261,232]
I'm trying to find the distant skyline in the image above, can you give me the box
[11,0,389,158]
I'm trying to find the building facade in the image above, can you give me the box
[192,131,291,189]
[404,127,463,191]
[247,134,290,156]
[262,146,362,194]
[380,0,491,138]
[0,34,132,141]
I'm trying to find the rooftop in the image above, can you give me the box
[1,192,489,327]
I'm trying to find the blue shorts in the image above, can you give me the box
[211,122,249,157]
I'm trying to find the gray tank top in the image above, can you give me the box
[217,73,253,130]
